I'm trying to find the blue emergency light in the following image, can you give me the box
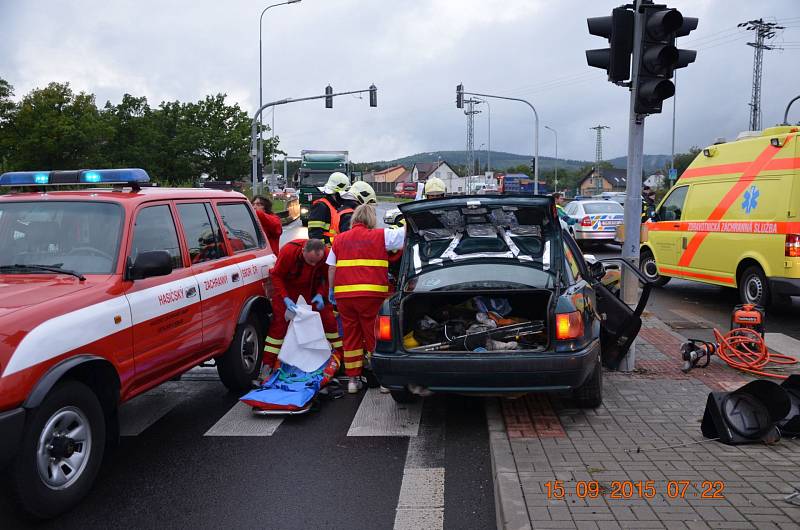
[0,168,150,187]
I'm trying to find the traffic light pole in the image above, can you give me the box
[620,0,646,372]
[249,86,377,193]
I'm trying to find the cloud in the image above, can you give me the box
[1,0,798,163]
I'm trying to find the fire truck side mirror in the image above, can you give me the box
[127,251,173,281]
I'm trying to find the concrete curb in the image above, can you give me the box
[485,399,532,530]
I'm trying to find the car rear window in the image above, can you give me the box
[216,202,263,252]
[583,202,623,214]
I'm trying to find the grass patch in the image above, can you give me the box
[378,195,415,203]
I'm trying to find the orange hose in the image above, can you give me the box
[712,327,798,379]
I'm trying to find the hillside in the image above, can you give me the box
[364,150,670,173]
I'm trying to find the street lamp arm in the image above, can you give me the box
[462,90,540,193]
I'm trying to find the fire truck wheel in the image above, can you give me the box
[217,314,264,392]
[11,380,105,519]
[572,361,603,409]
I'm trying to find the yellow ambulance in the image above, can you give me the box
[640,125,799,308]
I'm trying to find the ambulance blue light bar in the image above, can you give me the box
[0,168,150,187]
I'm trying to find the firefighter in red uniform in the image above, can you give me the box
[261,238,343,378]
[308,172,350,245]
[252,195,282,254]
[327,204,405,393]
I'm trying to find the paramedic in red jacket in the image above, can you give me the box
[252,195,282,255]
[327,204,405,394]
[262,238,343,376]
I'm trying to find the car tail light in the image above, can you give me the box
[786,234,800,258]
[376,315,392,341]
[580,216,593,227]
[556,311,584,340]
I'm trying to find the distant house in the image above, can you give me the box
[411,160,463,193]
[372,165,406,183]
[577,168,629,196]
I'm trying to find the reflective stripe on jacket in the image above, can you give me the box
[331,223,389,299]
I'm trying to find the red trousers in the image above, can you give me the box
[337,297,384,377]
[263,295,342,369]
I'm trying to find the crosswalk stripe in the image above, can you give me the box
[119,388,184,436]
[393,399,446,530]
[765,333,800,357]
[347,388,423,437]
[204,402,283,436]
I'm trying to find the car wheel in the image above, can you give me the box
[11,380,106,519]
[572,362,602,409]
[390,387,416,404]
[217,314,264,392]
[639,249,670,286]
[738,265,772,308]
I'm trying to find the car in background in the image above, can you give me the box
[372,195,650,407]
[384,207,403,226]
[394,182,418,199]
[271,187,297,201]
[564,199,624,245]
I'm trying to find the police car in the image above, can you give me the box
[0,169,276,518]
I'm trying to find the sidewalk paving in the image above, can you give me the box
[487,314,800,530]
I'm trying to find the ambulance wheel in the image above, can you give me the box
[217,314,263,392]
[390,387,416,404]
[11,380,105,519]
[739,265,770,307]
[572,361,602,409]
[639,249,670,287]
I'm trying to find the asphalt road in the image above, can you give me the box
[1,200,495,529]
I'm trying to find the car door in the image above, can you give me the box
[124,202,203,387]
[564,235,651,369]
[649,185,689,274]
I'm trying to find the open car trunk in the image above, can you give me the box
[400,290,552,353]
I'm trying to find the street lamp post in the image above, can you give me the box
[250,86,378,190]
[475,98,491,173]
[459,88,540,194]
[544,125,558,193]
[258,0,301,192]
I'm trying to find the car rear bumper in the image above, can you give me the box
[770,276,800,297]
[372,340,600,393]
[0,407,25,469]
[574,230,618,240]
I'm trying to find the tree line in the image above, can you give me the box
[0,78,279,184]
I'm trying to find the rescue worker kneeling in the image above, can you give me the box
[261,238,343,379]
[327,204,405,394]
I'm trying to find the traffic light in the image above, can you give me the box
[456,84,464,109]
[325,85,333,109]
[369,84,377,107]
[586,7,635,82]
[634,6,698,114]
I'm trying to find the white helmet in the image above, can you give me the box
[319,172,350,195]
[349,181,377,205]
[424,176,446,198]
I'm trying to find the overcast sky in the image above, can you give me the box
[1,0,799,163]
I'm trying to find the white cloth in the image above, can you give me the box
[325,227,405,266]
[278,296,331,372]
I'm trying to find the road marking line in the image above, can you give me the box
[765,333,800,357]
[347,388,422,437]
[119,389,184,436]
[393,398,446,530]
[204,402,283,436]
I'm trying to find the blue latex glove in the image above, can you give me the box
[311,293,325,310]
[283,297,297,315]
[328,288,336,305]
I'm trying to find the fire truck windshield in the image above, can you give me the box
[0,201,124,274]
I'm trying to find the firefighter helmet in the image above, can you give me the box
[319,172,351,195]
[424,176,446,198]
[349,181,377,205]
